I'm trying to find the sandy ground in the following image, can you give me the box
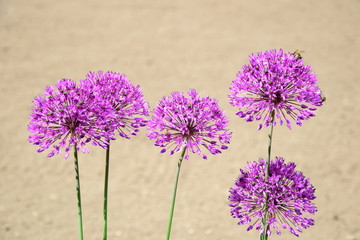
[1,0,359,239]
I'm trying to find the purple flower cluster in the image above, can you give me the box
[83,71,149,139]
[28,72,149,158]
[229,157,316,237]
[28,79,112,158]
[147,89,231,160]
[229,49,323,130]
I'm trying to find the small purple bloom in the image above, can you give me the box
[229,49,323,129]
[82,71,150,139]
[28,79,115,158]
[147,89,231,160]
[229,157,316,237]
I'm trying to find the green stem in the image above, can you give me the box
[260,111,275,240]
[73,146,84,240]
[103,143,110,240]
[265,111,275,178]
[166,147,187,240]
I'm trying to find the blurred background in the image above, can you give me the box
[1,0,359,239]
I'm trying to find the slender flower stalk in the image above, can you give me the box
[166,147,186,240]
[73,145,84,240]
[103,143,110,240]
[261,111,275,240]
[265,111,275,178]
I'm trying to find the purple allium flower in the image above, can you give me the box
[82,71,149,139]
[28,79,115,158]
[147,89,231,160]
[229,157,316,237]
[229,49,323,130]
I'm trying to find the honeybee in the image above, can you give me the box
[321,93,326,103]
[293,49,305,60]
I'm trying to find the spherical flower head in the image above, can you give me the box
[229,49,323,130]
[147,89,232,160]
[28,79,115,158]
[229,157,317,237]
[82,71,150,139]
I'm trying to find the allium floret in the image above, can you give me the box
[83,71,150,139]
[28,79,115,158]
[147,89,231,160]
[229,157,316,237]
[229,49,323,129]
